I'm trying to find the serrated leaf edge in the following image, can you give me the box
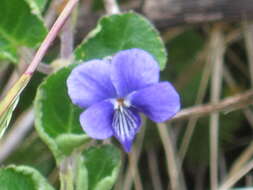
[34,67,70,165]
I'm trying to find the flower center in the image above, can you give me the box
[113,98,130,110]
[117,98,124,106]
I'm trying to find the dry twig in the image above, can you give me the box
[169,90,253,122]
[209,25,224,190]
[157,123,186,190]
[178,46,212,161]
[219,160,253,190]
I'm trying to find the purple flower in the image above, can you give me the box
[67,48,180,152]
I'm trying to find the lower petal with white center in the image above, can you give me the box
[112,106,142,152]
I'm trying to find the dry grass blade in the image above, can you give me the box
[147,147,163,190]
[179,46,212,161]
[209,25,225,190]
[243,21,253,86]
[219,160,253,190]
[228,141,253,178]
[122,122,146,190]
[157,123,186,190]
[170,90,253,122]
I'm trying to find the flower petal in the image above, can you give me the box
[80,100,114,139]
[129,82,180,122]
[67,60,117,108]
[111,48,160,97]
[112,107,141,152]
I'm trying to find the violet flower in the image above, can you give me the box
[67,48,180,152]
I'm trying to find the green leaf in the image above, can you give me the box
[56,134,89,155]
[75,12,167,69]
[5,137,55,176]
[0,165,54,190]
[0,0,47,63]
[35,65,90,164]
[76,145,121,190]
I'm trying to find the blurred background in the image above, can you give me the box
[1,0,253,189]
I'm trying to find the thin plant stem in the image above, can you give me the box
[228,141,253,178]
[60,18,74,59]
[179,47,212,161]
[129,149,143,190]
[219,160,253,190]
[147,147,163,190]
[60,4,78,59]
[37,63,53,74]
[209,25,225,190]
[243,109,253,128]
[243,21,253,87]
[169,89,253,122]
[220,152,228,182]
[113,153,126,190]
[218,52,253,182]
[123,120,146,190]
[223,64,253,128]
[60,156,76,190]
[224,28,242,46]
[26,0,79,75]
[157,123,186,190]
[103,0,120,14]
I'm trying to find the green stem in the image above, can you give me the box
[59,156,76,190]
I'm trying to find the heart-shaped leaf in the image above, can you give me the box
[35,65,90,164]
[75,12,167,69]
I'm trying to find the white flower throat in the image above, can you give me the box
[112,98,138,142]
[113,98,131,110]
